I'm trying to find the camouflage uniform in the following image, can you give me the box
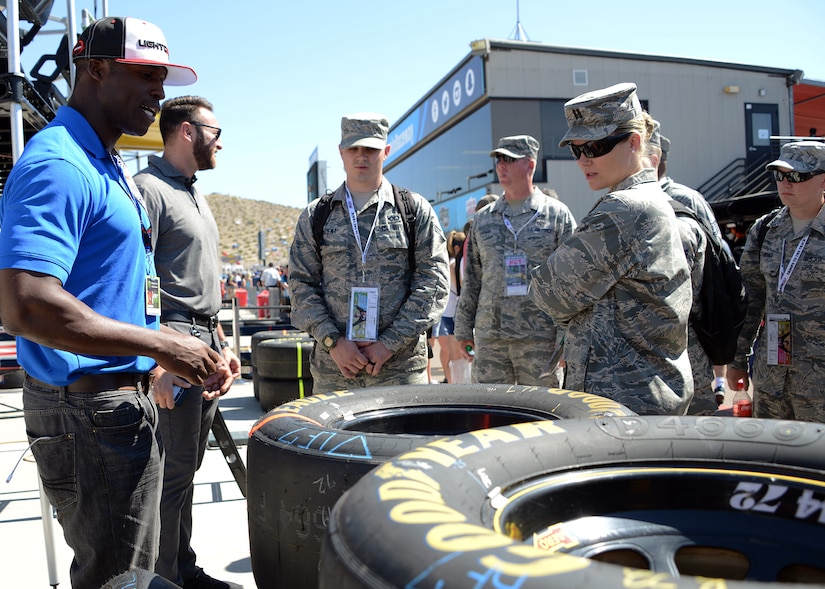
[655,127,720,412]
[734,142,825,421]
[529,169,694,414]
[454,187,576,385]
[671,203,714,414]
[289,179,449,393]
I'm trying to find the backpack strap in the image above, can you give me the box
[310,190,335,260]
[391,184,418,273]
[756,207,782,255]
[310,185,418,272]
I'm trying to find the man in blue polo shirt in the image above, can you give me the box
[0,17,229,589]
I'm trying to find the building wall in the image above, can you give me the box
[386,41,795,228]
[483,48,792,222]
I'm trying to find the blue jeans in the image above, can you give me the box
[23,379,162,589]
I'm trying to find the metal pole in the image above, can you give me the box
[39,478,60,588]
[8,0,24,162]
[67,0,77,91]
[9,1,62,584]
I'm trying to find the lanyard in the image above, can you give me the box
[344,184,384,277]
[111,152,152,254]
[778,235,808,294]
[503,207,541,249]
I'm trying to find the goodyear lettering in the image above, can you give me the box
[391,501,465,525]
[469,428,523,449]
[427,523,511,552]
[397,445,458,468]
[398,421,566,468]
[428,437,479,458]
[480,545,589,577]
[554,389,627,413]
[375,462,441,489]
[274,390,355,414]
[379,478,443,503]
[374,453,590,581]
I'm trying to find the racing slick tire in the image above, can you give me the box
[320,415,825,588]
[255,372,313,412]
[247,383,633,589]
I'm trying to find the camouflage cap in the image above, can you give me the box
[559,82,643,147]
[766,141,825,173]
[340,112,389,149]
[490,135,540,159]
[648,120,671,159]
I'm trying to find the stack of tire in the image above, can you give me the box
[250,329,314,411]
[247,383,635,589]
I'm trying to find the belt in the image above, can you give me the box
[26,373,153,394]
[161,310,219,330]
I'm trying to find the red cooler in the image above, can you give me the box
[256,289,269,318]
[235,288,248,307]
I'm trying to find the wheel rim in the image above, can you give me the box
[493,465,825,583]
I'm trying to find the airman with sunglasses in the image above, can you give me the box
[728,140,825,422]
[529,82,693,415]
[455,135,576,386]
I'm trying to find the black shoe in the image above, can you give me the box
[182,570,243,589]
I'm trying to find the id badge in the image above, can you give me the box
[504,253,528,296]
[766,313,791,366]
[348,284,379,341]
[145,276,161,316]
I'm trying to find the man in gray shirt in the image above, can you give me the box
[136,96,242,589]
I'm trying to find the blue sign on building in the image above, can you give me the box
[386,56,485,166]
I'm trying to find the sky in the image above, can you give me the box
[17,0,825,211]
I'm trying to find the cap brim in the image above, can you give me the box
[765,158,815,173]
[115,58,197,86]
[341,137,386,150]
[558,123,617,147]
[489,148,525,159]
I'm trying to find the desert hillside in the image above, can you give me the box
[205,193,303,271]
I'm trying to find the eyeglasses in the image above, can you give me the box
[569,133,631,160]
[189,121,221,140]
[771,169,825,183]
[495,154,519,164]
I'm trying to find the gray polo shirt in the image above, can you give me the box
[136,155,221,317]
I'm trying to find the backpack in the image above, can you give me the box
[756,207,782,255]
[669,200,748,365]
[311,184,418,271]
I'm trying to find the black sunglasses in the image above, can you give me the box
[772,169,825,184]
[569,133,631,160]
[190,121,222,140]
[495,154,519,164]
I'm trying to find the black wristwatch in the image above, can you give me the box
[322,333,341,351]
[219,340,230,349]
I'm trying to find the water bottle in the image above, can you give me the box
[732,379,752,417]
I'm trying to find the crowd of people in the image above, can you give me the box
[0,11,823,589]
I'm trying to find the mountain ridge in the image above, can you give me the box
[205,192,303,270]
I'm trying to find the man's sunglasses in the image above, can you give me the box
[495,154,519,164]
[569,133,631,160]
[190,121,222,140]
[771,169,825,184]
